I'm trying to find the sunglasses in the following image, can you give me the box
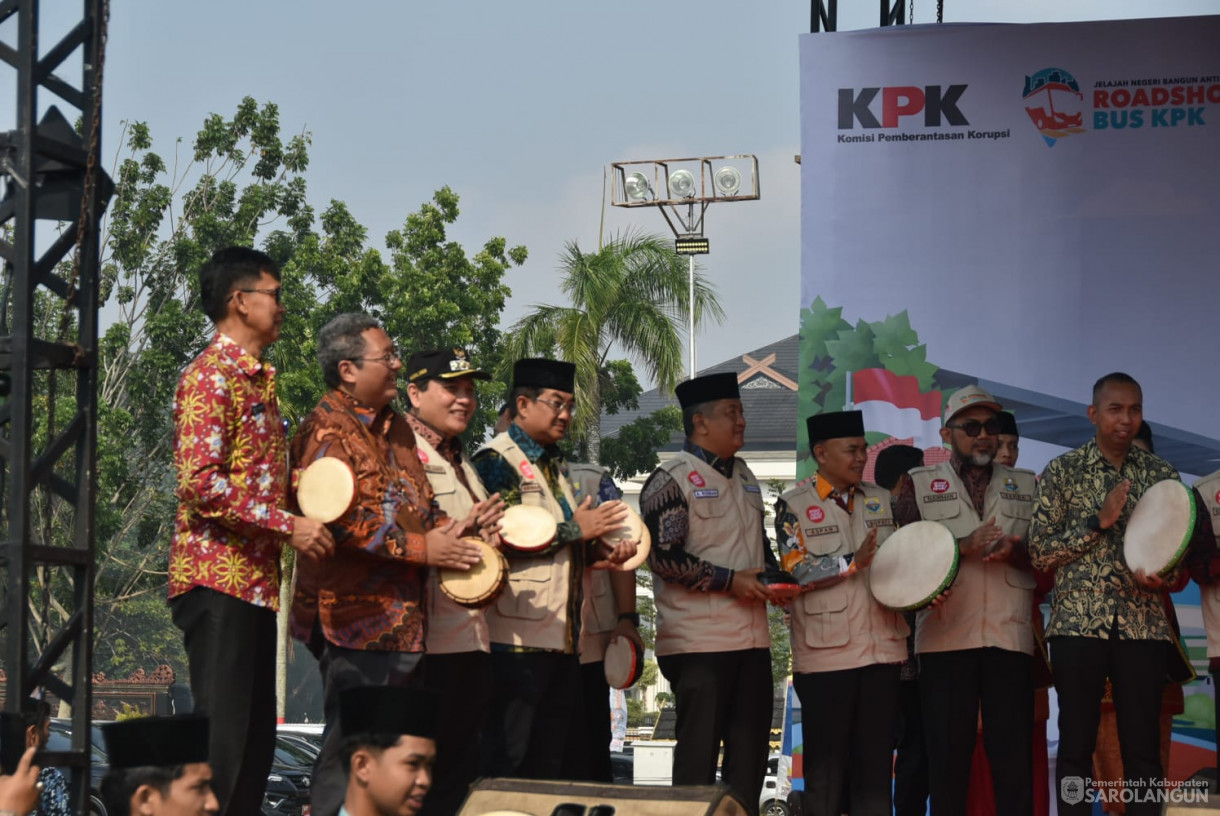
[231,286,283,305]
[946,418,1002,437]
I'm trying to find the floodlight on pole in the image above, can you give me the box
[609,155,759,380]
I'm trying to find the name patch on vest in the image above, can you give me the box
[865,518,894,529]
[931,478,951,493]
[1212,506,1220,517]
[693,489,719,499]
[804,525,840,537]
[922,492,959,503]
[688,471,706,488]
[864,497,883,514]
[806,506,826,523]
[998,492,1032,502]
[520,481,543,495]
[417,448,429,464]
[743,483,761,494]
[423,464,445,475]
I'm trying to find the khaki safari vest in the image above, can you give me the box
[569,462,621,665]
[652,451,770,658]
[908,461,1037,656]
[479,432,579,653]
[778,480,908,673]
[1194,471,1220,659]
[416,433,491,655]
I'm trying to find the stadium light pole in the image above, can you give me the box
[610,155,759,380]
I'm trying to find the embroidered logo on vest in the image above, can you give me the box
[931,478,951,493]
[1214,488,1220,505]
[520,460,536,480]
[864,497,883,513]
[807,506,825,523]
[1004,477,1019,492]
[688,471,706,488]
[417,448,429,464]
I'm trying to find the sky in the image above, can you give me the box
[7,0,1218,381]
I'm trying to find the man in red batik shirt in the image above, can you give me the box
[169,246,334,816]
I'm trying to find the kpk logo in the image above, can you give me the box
[931,479,951,494]
[688,471,706,488]
[1022,67,1086,146]
[807,506,826,523]
[839,85,969,128]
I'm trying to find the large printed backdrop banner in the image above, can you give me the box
[798,14,1220,775]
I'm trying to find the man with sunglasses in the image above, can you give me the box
[894,385,1038,816]
[170,247,335,816]
[472,358,634,780]
[290,315,503,816]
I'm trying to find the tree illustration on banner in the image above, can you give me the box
[797,297,942,479]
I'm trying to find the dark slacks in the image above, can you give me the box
[658,648,773,816]
[481,651,583,780]
[794,664,901,816]
[171,587,277,816]
[894,678,930,816]
[564,660,613,783]
[309,632,423,816]
[420,651,494,816]
[1051,636,1166,816]
[919,647,1033,816]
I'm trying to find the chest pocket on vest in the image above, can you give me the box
[425,466,457,497]
[744,487,765,514]
[997,492,1034,540]
[917,492,963,523]
[497,560,551,621]
[803,518,847,559]
[586,570,617,633]
[691,493,728,519]
[801,585,850,648]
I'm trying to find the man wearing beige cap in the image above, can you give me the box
[894,385,1038,816]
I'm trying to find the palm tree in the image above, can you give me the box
[503,230,724,463]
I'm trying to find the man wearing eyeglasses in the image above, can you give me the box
[170,247,335,816]
[472,358,634,780]
[893,385,1038,816]
[290,314,503,816]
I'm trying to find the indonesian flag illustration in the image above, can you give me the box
[851,368,943,449]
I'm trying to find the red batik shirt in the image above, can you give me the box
[169,333,293,609]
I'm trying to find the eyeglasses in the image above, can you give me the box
[229,286,283,305]
[535,397,576,417]
[947,418,1002,437]
[349,349,402,366]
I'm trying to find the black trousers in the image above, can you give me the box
[170,587,277,816]
[793,664,900,816]
[309,631,424,816]
[894,678,930,816]
[1051,636,1166,816]
[658,648,773,816]
[919,648,1033,816]
[481,651,583,780]
[564,660,613,783]
[420,651,494,816]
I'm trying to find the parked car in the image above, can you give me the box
[610,746,634,784]
[760,754,788,816]
[262,735,316,816]
[46,719,109,816]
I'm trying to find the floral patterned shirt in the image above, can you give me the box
[1030,439,1208,641]
[290,390,446,653]
[34,766,69,816]
[170,333,292,609]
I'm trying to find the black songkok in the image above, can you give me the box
[675,373,740,409]
[513,358,576,393]
[996,411,1019,437]
[102,715,210,769]
[807,410,866,448]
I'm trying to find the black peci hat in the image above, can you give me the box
[340,686,440,741]
[512,358,576,393]
[101,715,210,769]
[406,347,490,383]
[806,411,866,448]
[675,373,740,409]
[996,411,1019,437]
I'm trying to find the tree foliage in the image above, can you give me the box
[598,405,682,482]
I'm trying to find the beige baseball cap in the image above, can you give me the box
[944,385,1003,424]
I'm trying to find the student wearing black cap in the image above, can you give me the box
[472,358,634,779]
[338,686,439,816]
[99,715,217,816]
[994,411,1020,468]
[774,411,907,816]
[402,347,501,816]
[639,372,777,814]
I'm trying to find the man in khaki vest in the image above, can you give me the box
[404,347,500,816]
[640,372,776,815]
[472,358,632,780]
[893,385,1037,816]
[1189,471,1220,776]
[566,462,644,782]
[776,410,907,816]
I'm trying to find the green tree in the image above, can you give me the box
[599,405,682,482]
[502,231,724,463]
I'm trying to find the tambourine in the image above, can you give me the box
[759,569,802,603]
[498,504,558,553]
[601,505,652,571]
[439,538,509,609]
[869,520,959,611]
[604,636,644,689]
[296,457,355,522]
[1124,479,1196,577]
